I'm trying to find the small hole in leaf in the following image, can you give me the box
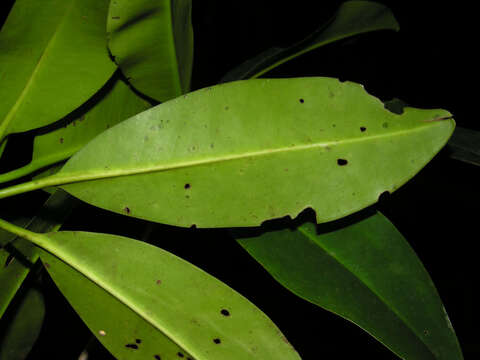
[125,344,138,349]
[154,355,161,360]
[136,339,142,344]
[184,183,190,189]
[213,338,221,344]
[177,352,184,358]
[378,191,391,204]
[337,159,348,166]
[360,126,367,132]
[299,98,304,103]
[124,207,131,214]
[221,309,230,316]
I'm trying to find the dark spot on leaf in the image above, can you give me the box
[136,339,142,344]
[221,309,230,316]
[125,344,138,349]
[59,137,64,144]
[184,183,190,189]
[154,355,161,360]
[382,122,389,128]
[360,127,367,132]
[124,207,131,214]
[299,98,304,103]
[156,279,162,285]
[190,224,197,229]
[337,159,348,166]
[210,143,214,148]
[4,254,14,268]
[112,16,120,19]
[225,106,229,110]
[213,338,221,344]
[177,352,184,357]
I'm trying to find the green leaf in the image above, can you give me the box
[0,0,116,142]
[237,212,464,360]
[0,139,6,158]
[0,191,76,318]
[0,76,150,184]
[0,288,45,360]
[0,78,454,227]
[447,127,480,166]
[221,1,399,82]
[28,231,301,360]
[107,0,194,101]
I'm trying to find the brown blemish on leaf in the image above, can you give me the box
[423,115,453,122]
[124,207,131,214]
[59,137,64,144]
[156,279,162,285]
[125,344,138,349]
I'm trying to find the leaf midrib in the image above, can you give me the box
[297,225,436,359]
[0,0,76,139]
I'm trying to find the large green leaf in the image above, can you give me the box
[0,76,150,184]
[0,0,116,142]
[447,127,480,166]
[237,212,463,360]
[0,78,454,227]
[107,0,194,101]
[221,1,399,82]
[0,191,76,318]
[0,288,45,360]
[0,225,301,360]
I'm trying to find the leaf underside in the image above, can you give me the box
[49,77,455,227]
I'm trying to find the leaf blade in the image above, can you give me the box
[107,0,194,101]
[0,0,116,141]
[39,231,301,360]
[237,212,463,360]
[50,77,454,227]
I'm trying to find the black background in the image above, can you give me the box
[1,1,478,359]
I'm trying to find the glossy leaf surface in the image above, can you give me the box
[221,1,399,82]
[0,288,45,360]
[0,77,150,184]
[447,127,480,166]
[237,212,463,360]
[0,191,76,317]
[0,0,115,142]
[107,0,193,101]
[38,231,301,360]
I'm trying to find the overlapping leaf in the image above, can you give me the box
[0,0,115,143]
[19,230,301,360]
[221,1,399,82]
[0,77,150,184]
[237,212,464,360]
[107,0,194,101]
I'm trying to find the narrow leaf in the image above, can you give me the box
[0,191,76,318]
[221,1,399,82]
[0,288,45,360]
[237,212,463,360]
[0,76,150,184]
[0,139,6,158]
[107,0,194,101]
[0,0,116,142]
[447,127,480,166]
[28,231,301,360]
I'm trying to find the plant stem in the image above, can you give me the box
[0,176,59,199]
[0,218,49,252]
